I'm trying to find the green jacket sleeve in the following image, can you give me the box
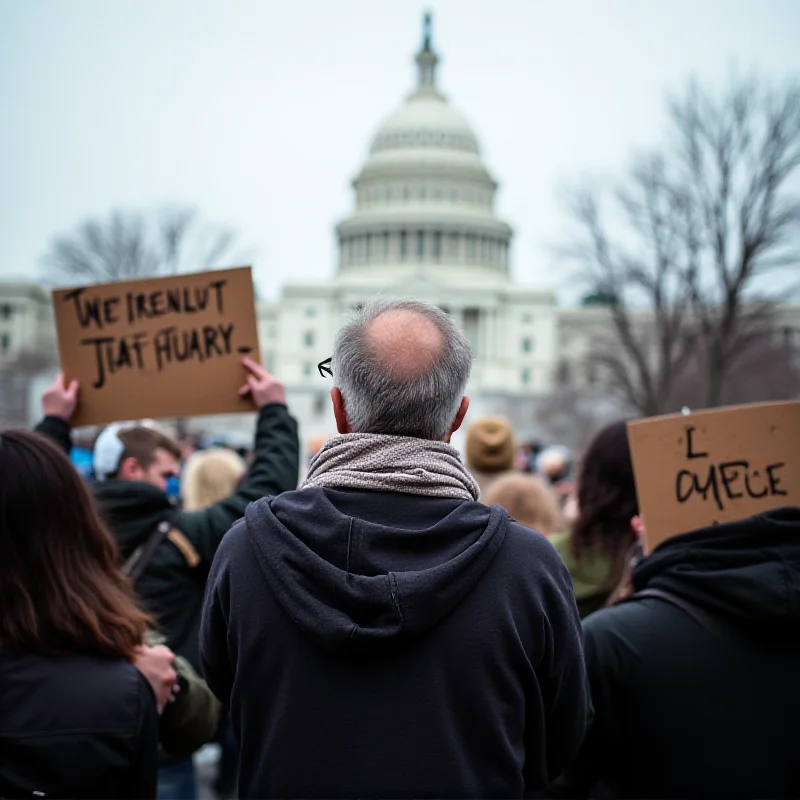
[33,416,73,456]
[177,402,299,564]
[158,654,221,759]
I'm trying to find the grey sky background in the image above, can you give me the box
[2,0,799,302]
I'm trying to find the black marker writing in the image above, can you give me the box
[153,323,235,371]
[81,332,149,389]
[685,425,708,460]
[65,289,120,330]
[676,460,787,511]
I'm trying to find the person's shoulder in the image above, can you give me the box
[5,653,149,732]
[503,519,566,565]
[581,596,671,659]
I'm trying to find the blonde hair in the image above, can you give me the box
[181,448,246,512]
[484,473,561,536]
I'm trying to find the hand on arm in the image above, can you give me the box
[134,644,178,714]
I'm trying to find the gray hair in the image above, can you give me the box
[332,299,473,440]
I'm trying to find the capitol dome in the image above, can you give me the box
[336,14,512,284]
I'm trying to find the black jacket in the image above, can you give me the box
[0,651,158,798]
[35,403,299,671]
[201,487,589,798]
[551,506,800,799]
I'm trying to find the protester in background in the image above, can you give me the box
[182,448,247,512]
[465,414,516,497]
[549,420,638,618]
[550,507,800,798]
[484,473,561,536]
[35,359,299,800]
[0,430,160,798]
[180,447,247,800]
[202,300,588,798]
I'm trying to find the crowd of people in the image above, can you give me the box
[1,299,798,799]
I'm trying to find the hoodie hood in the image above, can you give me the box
[243,487,509,655]
[93,480,174,558]
[633,507,800,631]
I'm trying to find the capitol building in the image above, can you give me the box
[260,17,573,450]
[1,16,797,446]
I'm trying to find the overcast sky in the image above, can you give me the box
[2,0,799,301]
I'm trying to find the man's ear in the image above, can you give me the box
[444,396,470,443]
[117,456,142,481]
[331,387,350,434]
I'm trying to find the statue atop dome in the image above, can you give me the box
[422,12,432,52]
[416,11,438,90]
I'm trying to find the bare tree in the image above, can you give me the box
[562,75,800,414]
[562,156,697,415]
[43,206,242,284]
[671,78,800,406]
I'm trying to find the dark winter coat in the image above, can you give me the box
[35,403,299,673]
[550,506,800,799]
[201,487,589,798]
[0,651,158,798]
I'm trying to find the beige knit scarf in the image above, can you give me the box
[302,432,480,501]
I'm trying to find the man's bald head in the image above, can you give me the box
[364,308,444,378]
[332,300,472,440]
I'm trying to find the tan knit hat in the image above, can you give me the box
[465,415,516,473]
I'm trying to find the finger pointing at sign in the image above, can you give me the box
[238,357,287,409]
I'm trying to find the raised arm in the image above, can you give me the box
[177,359,300,564]
[33,373,79,455]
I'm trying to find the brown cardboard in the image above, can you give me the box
[627,402,800,552]
[52,267,262,426]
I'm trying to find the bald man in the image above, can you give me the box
[201,300,588,798]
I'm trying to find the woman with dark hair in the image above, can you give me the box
[0,429,161,798]
[549,420,639,618]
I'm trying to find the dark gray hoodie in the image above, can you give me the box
[200,486,588,799]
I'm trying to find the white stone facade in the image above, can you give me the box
[0,282,57,365]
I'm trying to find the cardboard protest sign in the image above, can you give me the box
[53,267,261,426]
[627,402,800,552]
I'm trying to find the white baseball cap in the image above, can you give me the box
[93,419,159,481]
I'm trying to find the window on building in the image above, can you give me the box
[305,307,316,317]
[521,369,530,386]
[521,337,533,353]
[416,230,425,259]
[419,186,426,201]
[268,326,277,338]
[432,231,442,260]
[464,308,480,356]
[433,186,442,201]
[522,312,532,324]
[304,331,314,348]
[365,234,372,260]
[313,393,326,417]
[0,333,9,353]
[448,232,459,258]
[383,231,390,259]
[403,187,410,201]
[400,230,408,259]
[449,188,457,201]
[466,235,477,262]
[0,304,12,320]
[303,362,312,378]
[586,362,598,385]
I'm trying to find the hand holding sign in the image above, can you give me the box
[41,373,80,422]
[238,357,287,408]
